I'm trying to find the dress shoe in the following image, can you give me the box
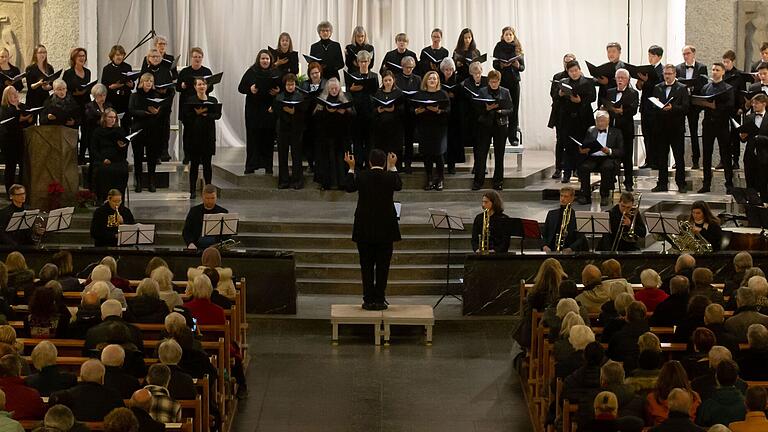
[651,185,668,192]
[692,162,700,169]
[148,182,156,193]
[677,184,688,193]
[471,183,482,191]
[373,303,388,311]
[434,181,444,191]
[362,303,376,311]
[697,186,711,193]
[277,182,290,189]
[715,162,724,170]
[551,170,562,179]
[576,195,590,205]
[134,184,142,193]
[493,183,503,191]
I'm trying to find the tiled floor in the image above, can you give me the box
[233,317,531,432]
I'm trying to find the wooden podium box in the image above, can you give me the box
[23,125,80,210]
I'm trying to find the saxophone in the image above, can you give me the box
[479,208,490,254]
[556,203,572,252]
[669,220,713,253]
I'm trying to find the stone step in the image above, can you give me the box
[296,263,464,280]
[296,278,463,295]
[259,248,469,265]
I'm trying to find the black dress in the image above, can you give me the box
[144,63,176,160]
[129,88,166,186]
[176,65,213,163]
[441,73,465,167]
[100,61,133,119]
[299,79,326,172]
[492,41,524,144]
[309,39,344,80]
[370,88,405,155]
[418,46,449,76]
[0,64,24,94]
[63,67,92,160]
[238,65,278,172]
[314,94,354,190]
[273,90,305,188]
[413,89,451,185]
[452,48,481,83]
[0,103,34,191]
[182,95,221,194]
[91,126,129,201]
[24,63,55,108]
[83,101,113,188]
[89,202,135,247]
[344,43,375,75]
[461,75,487,150]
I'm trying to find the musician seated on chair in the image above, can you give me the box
[90,189,135,247]
[0,184,44,247]
[182,184,229,250]
[576,110,624,207]
[688,200,722,252]
[599,191,646,252]
[471,190,511,253]
[542,186,589,253]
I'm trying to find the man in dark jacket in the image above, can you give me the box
[344,149,402,310]
[607,301,650,372]
[600,360,643,419]
[49,359,125,422]
[651,276,690,327]
[129,389,166,432]
[101,344,141,399]
[650,388,706,432]
[692,346,748,401]
[563,342,605,430]
[696,359,746,427]
[660,253,696,293]
[68,291,102,339]
[575,110,624,206]
[159,339,196,400]
[181,184,229,249]
[84,299,144,355]
[24,341,77,397]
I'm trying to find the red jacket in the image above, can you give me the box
[0,376,45,420]
[183,298,225,326]
[635,287,669,312]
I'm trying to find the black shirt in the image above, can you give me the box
[90,202,136,247]
[182,203,229,247]
[471,211,511,253]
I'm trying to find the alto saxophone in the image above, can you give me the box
[479,208,490,254]
[556,202,572,252]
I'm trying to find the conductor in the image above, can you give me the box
[344,149,402,311]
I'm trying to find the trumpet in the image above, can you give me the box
[478,208,490,254]
[611,193,642,252]
[556,202,572,252]
[213,238,241,251]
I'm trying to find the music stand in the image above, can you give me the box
[644,212,680,254]
[203,213,239,238]
[520,218,543,254]
[575,211,611,252]
[428,208,464,308]
[36,207,74,247]
[746,206,768,232]
[118,224,156,248]
[5,210,39,232]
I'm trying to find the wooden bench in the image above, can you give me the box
[19,419,193,432]
[330,305,383,346]
[381,305,434,345]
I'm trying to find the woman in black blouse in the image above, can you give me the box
[471,190,511,253]
[177,47,213,164]
[273,74,305,189]
[273,33,299,78]
[348,50,378,168]
[0,86,35,191]
[492,27,525,145]
[24,44,55,109]
[83,84,112,189]
[0,47,23,94]
[688,200,723,251]
[41,79,80,128]
[345,26,374,75]
[313,78,353,190]
[452,28,481,84]
[129,73,165,193]
[100,45,134,123]
[419,28,449,76]
[183,78,221,199]
[370,70,404,161]
[461,61,487,157]
[62,47,92,164]
[439,58,464,174]
[299,62,326,176]
[238,50,279,175]
[91,108,129,201]
[413,71,450,191]
[144,47,176,162]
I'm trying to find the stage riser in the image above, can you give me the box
[296,280,462,295]
[215,186,545,202]
[296,265,464,281]
[281,250,468,265]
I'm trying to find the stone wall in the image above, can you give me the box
[39,0,79,70]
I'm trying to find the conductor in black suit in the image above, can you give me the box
[576,110,623,206]
[344,149,402,310]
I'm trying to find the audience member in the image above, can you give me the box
[103,407,139,432]
[158,339,196,400]
[651,275,691,327]
[29,263,59,300]
[0,331,28,374]
[727,268,767,311]
[544,298,580,341]
[636,269,668,312]
[516,258,566,348]
[600,292,634,343]
[586,390,644,432]
[5,251,34,304]
[68,291,103,339]
[554,313,587,379]
[725,252,752,297]
[598,281,634,326]
[101,344,141,399]
[728,386,768,432]
[183,275,225,326]
[36,404,79,432]
[49,359,125,421]
[691,268,724,305]
[645,361,701,426]
[704,304,741,354]
[0,354,44,420]
[607,301,649,372]
[143,364,181,423]
[563,342,607,428]
[649,387,705,432]
[187,247,237,300]
[673,295,712,344]
[128,389,165,432]
[725,288,768,342]
[625,333,663,394]
[0,389,23,432]
[599,259,634,295]
[600,360,643,419]
[748,276,768,313]
[681,328,716,381]
[126,278,168,324]
[576,264,607,313]
[163,313,217,381]
[82,265,126,308]
[51,250,82,291]
[660,254,696,293]
[543,280,591,337]
[692,346,748,401]
[696,359,746,427]
[202,267,232,309]
[24,341,77,396]
[152,266,182,311]
[84,299,144,353]
[100,256,131,292]
[0,263,12,323]
[737,324,768,380]
[25,281,71,338]
[145,257,169,278]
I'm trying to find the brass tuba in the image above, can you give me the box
[669,220,713,253]
[556,203,572,252]
[478,208,490,254]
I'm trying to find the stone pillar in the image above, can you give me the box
[39,0,79,70]
[684,0,737,66]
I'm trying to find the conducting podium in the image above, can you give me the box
[23,125,79,210]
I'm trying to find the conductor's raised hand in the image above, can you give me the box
[344,152,355,170]
[387,152,397,169]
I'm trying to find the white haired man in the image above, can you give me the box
[576,110,624,206]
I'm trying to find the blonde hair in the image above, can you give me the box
[420,71,442,91]
[136,278,160,299]
[350,26,368,45]
[191,274,213,299]
[151,266,174,292]
[1,86,17,107]
[559,311,585,338]
[31,341,58,370]
[638,332,661,352]
[5,251,28,272]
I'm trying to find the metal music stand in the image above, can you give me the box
[5,209,39,233]
[38,207,75,247]
[575,211,611,252]
[203,213,240,238]
[118,224,157,248]
[428,208,464,308]
[644,212,680,254]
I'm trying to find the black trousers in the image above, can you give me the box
[159,111,172,159]
[402,115,416,166]
[578,156,616,197]
[728,120,741,165]
[507,80,521,144]
[702,119,733,187]
[317,137,346,189]
[474,124,508,187]
[617,124,634,188]
[277,129,304,186]
[189,155,212,193]
[554,125,566,171]
[245,127,275,171]
[686,108,702,164]
[95,161,128,202]
[132,137,159,185]
[356,241,393,304]
[640,106,656,166]
[656,125,686,187]
[352,118,371,169]
[423,153,445,184]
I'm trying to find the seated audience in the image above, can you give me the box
[0,354,45,420]
[649,387,705,431]
[83,264,126,308]
[103,407,139,432]
[152,266,182,311]
[128,389,165,432]
[725,252,752,297]
[143,364,181,423]
[554,313,588,379]
[586,390,644,432]
[0,389,23,432]
[748,276,768,313]
[645,361,701,426]
[599,259,634,295]
[607,301,649,372]
[0,264,12,323]
[29,263,59,300]
[25,281,71,338]
[158,339,196,400]
[681,328,716,381]
[5,251,34,304]
[636,269,668,312]
[0,329,27,373]
[126,278,168,324]
[651,275,691,327]
[727,268,767,311]
[692,346,748,402]
[24,341,77,396]
[728,386,768,432]
[543,280,591,339]
[598,281,634,326]
[187,246,237,301]
[575,264,607,313]
[37,404,83,432]
[704,303,741,355]
[545,298,581,341]
[625,334,663,395]
[696,359,746,427]
[101,344,141,399]
[163,313,217,381]
[99,256,131,292]
[600,292,635,343]
[183,275,225,326]
[202,267,232,309]
[68,291,103,339]
[84,299,144,358]
[691,268,724,305]
[725,288,768,342]
[674,295,712,344]
[737,323,768,380]
[563,342,606,429]
[516,258,566,348]
[660,253,696,293]
[51,250,82,292]
[145,257,169,278]
[600,360,643,419]
[50,359,125,422]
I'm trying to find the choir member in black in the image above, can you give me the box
[176,48,213,164]
[345,26,374,75]
[751,42,768,72]
[143,47,176,162]
[0,87,34,191]
[0,184,40,247]
[636,45,664,172]
[299,62,326,175]
[90,189,135,247]
[100,45,134,126]
[348,50,378,168]
[600,192,646,252]
[0,47,23,94]
[651,64,690,193]
[182,184,228,250]
[413,71,450,191]
[418,28,449,76]
[722,50,746,170]
[689,201,723,251]
[576,111,624,206]
[62,47,92,164]
[273,74,305,189]
[593,42,626,101]
[471,190,511,253]
[24,44,54,109]
[739,94,768,202]
[129,73,165,192]
[452,28,481,84]
[438,58,464,174]
[472,70,512,191]
[183,78,221,199]
[697,62,735,194]
[549,53,576,180]
[238,49,279,174]
[542,187,588,253]
[395,56,421,173]
[313,78,353,190]
[602,68,639,191]
[272,33,299,78]
[461,63,488,151]
[83,84,111,188]
[41,79,80,127]
[556,60,596,183]
[310,21,344,80]
[370,71,404,161]
[140,35,178,81]
[675,45,708,169]
[747,63,768,104]
[91,108,129,201]
[493,26,524,146]
[380,33,417,76]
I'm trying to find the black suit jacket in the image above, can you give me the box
[131,407,166,432]
[168,365,197,400]
[600,204,647,251]
[83,316,144,354]
[652,81,690,127]
[542,206,588,251]
[605,87,639,130]
[640,63,665,108]
[345,168,402,244]
[742,112,768,164]
[583,126,624,159]
[103,365,141,399]
[49,382,125,422]
[675,61,709,93]
[24,365,77,397]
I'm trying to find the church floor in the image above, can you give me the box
[233,315,531,432]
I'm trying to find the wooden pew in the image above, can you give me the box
[20,419,193,432]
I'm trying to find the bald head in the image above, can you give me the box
[676,254,696,273]
[130,389,153,412]
[667,388,692,414]
[582,265,602,287]
[670,276,690,296]
[82,290,100,307]
[80,359,105,384]
[101,344,125,367]
[101,299,123,319]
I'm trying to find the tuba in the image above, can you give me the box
[556,203,572,252]
[478,208,490,254]
[669,220,713,253]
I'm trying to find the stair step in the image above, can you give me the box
[296,263,464,280]
[296,278,463,295]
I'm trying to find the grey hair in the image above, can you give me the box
[468,61,483,74]
[31,340,58,370]
[136,278,160,299]
[568,325,595,351]
[52,78,66,90]
[704,303,725,325]
[91,83,107,97]
[44,405,75,431]
[640,269,661,288]
[555,298,579,319]
[614,68,630,79]
[439,57,455,72]
[356,50,372,63]
[600,360,625,385]
[158,339,183,365]
[401,56,416,67]
[748,324,768,350]
[708,345,732,368]
[737,287,757,308]
[80,359,105,384]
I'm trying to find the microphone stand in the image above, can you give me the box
[125,0,157,60]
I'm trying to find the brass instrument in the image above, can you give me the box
[213,238,241,251]
[556,202,572,252]
[611,193,642,252]
[669,220,713,253]
[30,212,47,248]
[479,208,490,254]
